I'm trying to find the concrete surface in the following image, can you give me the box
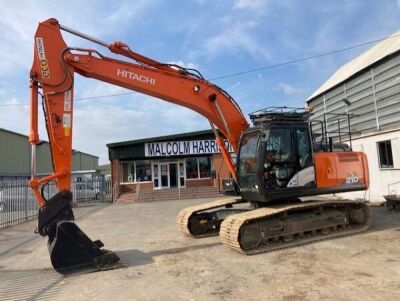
[0,197,400,301]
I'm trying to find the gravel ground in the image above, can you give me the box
[0,197,399,301]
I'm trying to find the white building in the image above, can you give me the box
[307,31,400,202]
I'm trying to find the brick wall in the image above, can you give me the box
[212,154,232,191]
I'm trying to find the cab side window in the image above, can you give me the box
[265,128,293,163]
[296,128,312,168]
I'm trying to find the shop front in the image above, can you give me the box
[107,130,233,195]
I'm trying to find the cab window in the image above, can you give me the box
[265,128,293,163]
[238,131,259,190]
[296,128,312,168]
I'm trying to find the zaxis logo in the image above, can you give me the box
[345,173,359,184]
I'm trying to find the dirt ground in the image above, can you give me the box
[0,197,399,301]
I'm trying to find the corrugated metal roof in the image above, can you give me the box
[0,128,98,158]
[308,30,400,101]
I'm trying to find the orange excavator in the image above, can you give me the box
[29,18,371,274]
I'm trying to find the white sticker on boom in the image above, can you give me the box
[36,37,50,78]
[63,113,71,128]
[36,37,46,60]
[64,90,72,112]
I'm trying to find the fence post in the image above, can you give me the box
[1,178,114,230]
[136,180,141,200]
[24,180,29,221]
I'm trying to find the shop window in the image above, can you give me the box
[136,160,152,182]
[186,157,198,179]
[120,162,135,183]
[120,161,152,182]
[198,157,211,178]
[186,157,211,179]
[377,140,393,168]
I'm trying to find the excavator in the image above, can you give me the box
[29,18,371,274]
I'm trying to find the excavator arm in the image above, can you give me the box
[29,18,248,274]
[30,18,248,205]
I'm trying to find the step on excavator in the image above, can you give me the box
[29,18,371,274]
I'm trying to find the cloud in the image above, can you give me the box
[225,81,242,92]
[0,0,157,76]
[2,0,400,165]
[276,83,303,95]
[234,0,267,10]
[104,0,158,29]
[74,78,130,100]
[58,79,210,163]
[0,92,209,165]
[167,60,200,70]
[73,97,208,163]
[203,20,270,61]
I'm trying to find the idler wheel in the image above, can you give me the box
[348,207,367,225]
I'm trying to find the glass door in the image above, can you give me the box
[160,163,169,188]
[169,163,178,188]
[152,163,160,189]
[179,161,185,187]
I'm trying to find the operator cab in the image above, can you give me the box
[237,108,316,203]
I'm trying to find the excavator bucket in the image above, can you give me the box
[38,190,121,274]
[49,221,121,274]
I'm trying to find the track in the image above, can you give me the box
[220,200,371,255]
[176,197,245,238]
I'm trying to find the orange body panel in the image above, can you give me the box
[29,19,249,206]
[314,152,369,190]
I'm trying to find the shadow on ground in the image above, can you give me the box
[0,241,221,300]
[367,207,400,232]
[117,241,221,268]
[0,267,71,301]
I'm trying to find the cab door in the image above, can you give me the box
[237,129,262,193]
[286,127,316,188]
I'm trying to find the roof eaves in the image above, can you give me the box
[307,30,400,102]
[106,129,214,148]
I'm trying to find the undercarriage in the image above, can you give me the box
[177,198,371,254]
[176,197,246,237]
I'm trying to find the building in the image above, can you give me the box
[96,163,111,179]
[107,130,232,196]
[307,31,400,202]
[0,128,99,180]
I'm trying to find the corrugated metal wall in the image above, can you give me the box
[72,152,98,171]
[308,52,400,135]
[0,129,98,176]
[37,144,53,174]
[0,130,30,175]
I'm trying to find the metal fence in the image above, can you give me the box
[0,178,113,229]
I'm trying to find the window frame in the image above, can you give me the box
[185,156,212,180]
[120,160,153,184]
[377,140,394,169]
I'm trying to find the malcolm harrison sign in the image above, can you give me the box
[145,139,234,157]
